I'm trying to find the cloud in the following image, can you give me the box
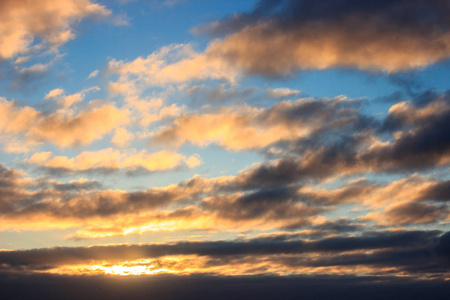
[87,70,99,79]
[138,103,183,127]
[200,187,321,224]
[153,96,369,151]
[0,230,447,280]
[293,218,366,233]
[27,148,201,173]
[0,96,129,148]
[418,180,450,202]
[242,91,450,181]
[266,88,300,98]
[363,201,448,226]
[112,128,135,147]
[44,86,100,109]
[185,84,256,106]
[107,44,238,92]
[361,95,450,171]
[1,166,317,235]
[53,178,102,192]
[1,89,449,236]
[0,164,317,234]
[5,92,447,235]
[0,0,111,61]
[1,158,448,238]
[29,103,130,148]
[196,0,450,75]
[8,63,51,90]
[45,89,65,100]
[0,165,212,231]
[0,230,439,265]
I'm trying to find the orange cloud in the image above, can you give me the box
[0,0,111,60]
[0,96,130,149]
[29,103,130,147]
[205,22,450,74]
[107,44,238,92]
[44,86,100,109]
[153,97,354,150]
[27,148,201,172]
[112,127,135,147]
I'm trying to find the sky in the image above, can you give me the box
[0,0,449,298]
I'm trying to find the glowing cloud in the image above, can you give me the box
[0,0,111,60]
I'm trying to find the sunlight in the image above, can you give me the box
[90,264,176,276]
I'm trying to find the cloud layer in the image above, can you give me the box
[0,230,448,280]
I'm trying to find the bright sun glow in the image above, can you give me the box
[90,264,176,276]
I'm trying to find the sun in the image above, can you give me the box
[89,260,177,276]
[91,264,175,276]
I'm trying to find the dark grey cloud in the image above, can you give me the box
[8,65,50,91]
[186,84,256,106]
[363,120,450,171]
[274,231,450,275]
[201,186,321,222]
[0,164,30,214]
[436,231,450,259]
[0,164,20,188]
[198,0,450,37]
[6,187,187,219]
[286,218,366,233]
[233,139,363,189]
[244,91,450,187]
[364,102,450,172]
[386,73,423,97]
[420,180,450,202]
[381,90,450,131]
[53,181,103,192]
